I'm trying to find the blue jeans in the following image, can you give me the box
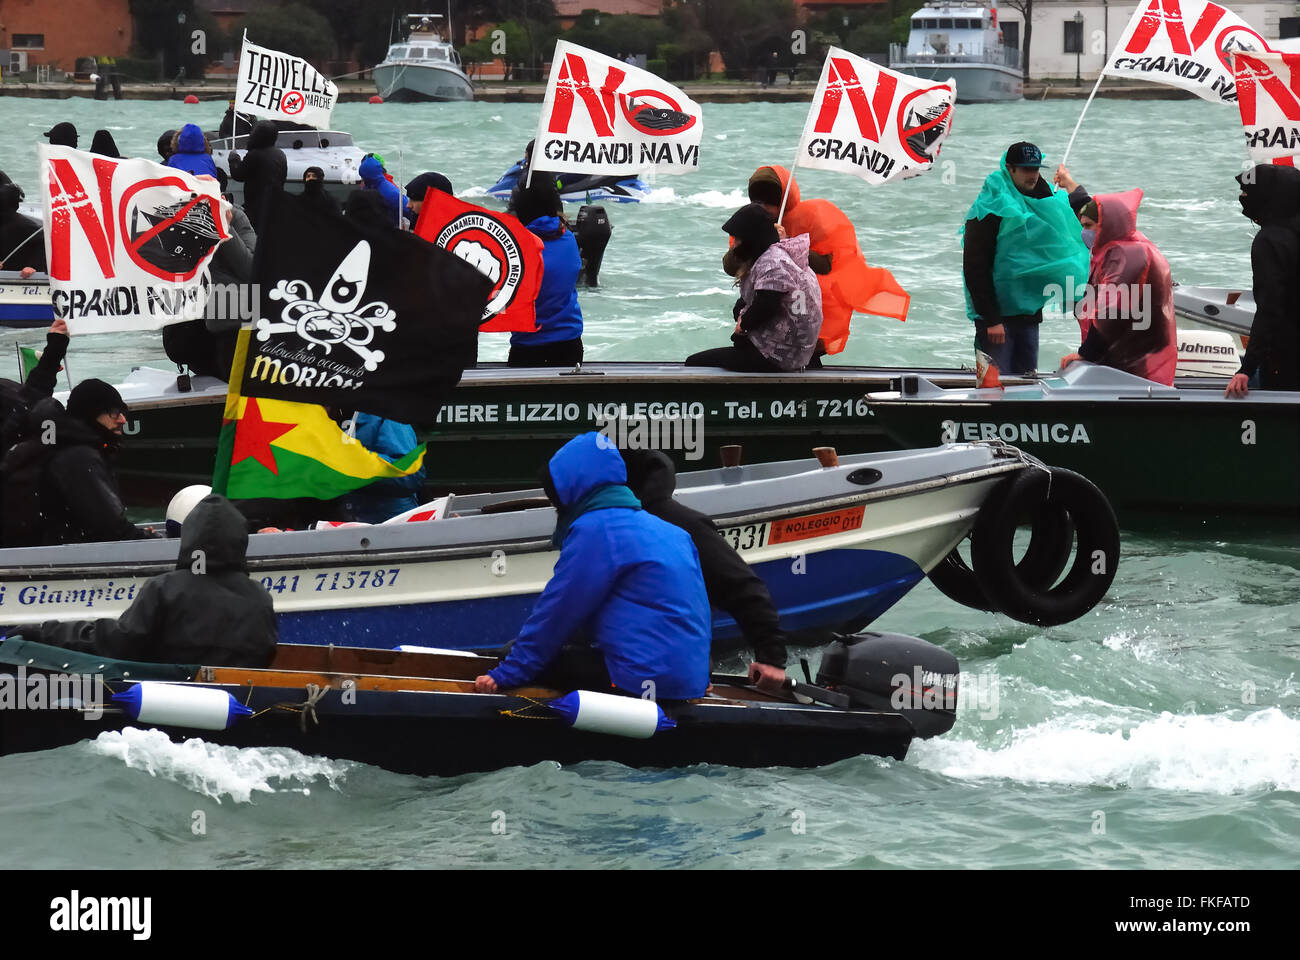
[975,323,1040,375]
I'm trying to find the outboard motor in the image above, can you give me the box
[816,632,959,738]
[573,205,612,287]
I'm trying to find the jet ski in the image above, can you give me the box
[485,158,650,203]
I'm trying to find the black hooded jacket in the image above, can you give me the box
[228,121,287,232]
[1,400,155,546]
[0,183,46,271]
[38,495,278,667]
[622,449,787,666]
[1237,165,1300,389]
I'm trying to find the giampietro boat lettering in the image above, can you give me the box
[940,420,1091,444]
[12,581,140,608]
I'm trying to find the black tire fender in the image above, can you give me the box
[970,467,1120,627]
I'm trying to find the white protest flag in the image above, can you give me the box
[794,48,954,186]
[1231,50,1300,163]
[41,146,231,334]
[1105,0,1272,104]
[236,35,338,128]
[533,40,703,177]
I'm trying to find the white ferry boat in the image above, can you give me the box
[374,14,474,102]
[889,1,1023,103]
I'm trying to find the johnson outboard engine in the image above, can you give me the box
[573,205,612,286]
[816,632,959,738]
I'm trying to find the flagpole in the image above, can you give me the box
[1058,66,1108,182]
[777,135,804,224]
[233,30,249,149]
[13,342,20,382]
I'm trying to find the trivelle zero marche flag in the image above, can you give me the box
[533,40,703,178]
[1231,50,1300,164]
[241,192,492,425]
[795,48,954,186]
[413,190,543,333]
[40,146,231,334]
[236,34,338,128]
[213,329,426,501]
[1104,0,1272,104]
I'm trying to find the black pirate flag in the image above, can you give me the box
[239,192,492,424]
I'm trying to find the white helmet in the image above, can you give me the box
[166,485,212,537]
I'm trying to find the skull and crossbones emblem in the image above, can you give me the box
[256,241,396,372]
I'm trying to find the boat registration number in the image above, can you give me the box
[719,506,865,551]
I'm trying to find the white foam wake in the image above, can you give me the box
[640,187,748,208]
[910,708,1300,794]
[88,728,351,804]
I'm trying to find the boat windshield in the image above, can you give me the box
[389,45,409,59]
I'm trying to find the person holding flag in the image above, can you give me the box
[735,165,911,359]
[962,142,1090,376]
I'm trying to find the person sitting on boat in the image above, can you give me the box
[686,203,821,372]
[330,411,426,523]
[228,120,287,234]
[156,128,177,163]
[89,129,121,159]
[1,379,159,546]
[1058,192,1176,386]
[474,432,711,700]
[621,449,788,692]
[735,165,910,359]
[1226,164,1300,396]
[0,182,46,275]
[165,123,219,179]
[302,166,340,216]
[43,122,78,149]
[33,494,277,668]
[358,154,407,229]
[962,142,1089,376]
[403,171,453,227]
[0,318,69,459]
[506,180,584,367]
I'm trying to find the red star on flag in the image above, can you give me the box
[231,397,296,474]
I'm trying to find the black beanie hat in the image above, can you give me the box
[748,178,784,206]
[513,179,562,225]
[44,122,78,148]
[405,171,454,201]
[89,129,121,159]
[67,379,128,423]
[157,129,177,161]
[722,203,780,254]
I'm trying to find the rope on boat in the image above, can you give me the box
[499,696,557,721]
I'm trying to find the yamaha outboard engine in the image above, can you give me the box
[573,205,612,287]
[816,632,959,738]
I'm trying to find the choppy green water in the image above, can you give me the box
[0,96,1296,870]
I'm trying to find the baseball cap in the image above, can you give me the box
[1005,142,1044,168]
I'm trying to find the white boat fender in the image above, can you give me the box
[548,690,676,739]
[112,682,253,731]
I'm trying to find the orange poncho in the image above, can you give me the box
[747,166,910,355]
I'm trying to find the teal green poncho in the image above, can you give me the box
[961,157,1089,322]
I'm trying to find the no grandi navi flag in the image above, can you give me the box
[795,47,954,186]
[1104,0,1272,104]
[40,146,231,334]
[534,40,704,178]
[213,329,425,500]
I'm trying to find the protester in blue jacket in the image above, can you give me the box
[331,412,426,523]
[475,432,711,700]
[358,154,406,227]
[165,124,219,179]
[506,180,584,367]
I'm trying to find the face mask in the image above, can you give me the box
[1081,228,1096,249]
